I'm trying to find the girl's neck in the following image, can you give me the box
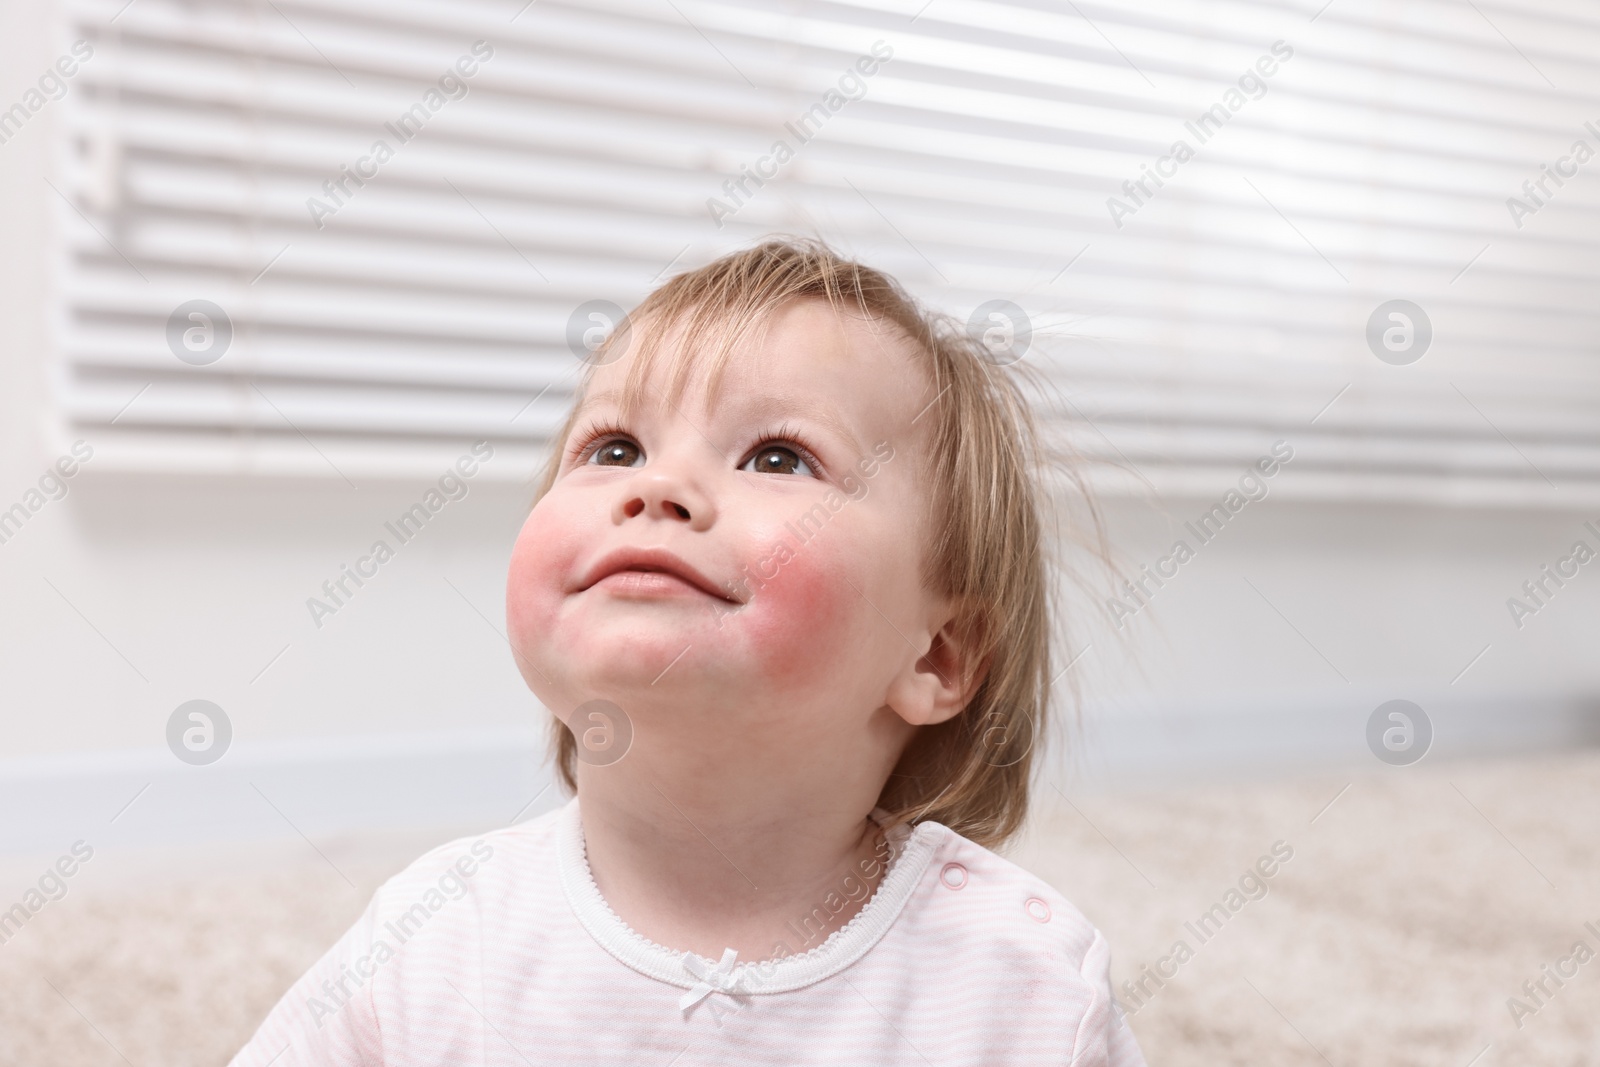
[574,768,894,963]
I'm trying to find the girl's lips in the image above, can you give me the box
[575,546,741,603]
[589,569,719,600]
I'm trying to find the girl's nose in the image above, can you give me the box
[613,468,716,531]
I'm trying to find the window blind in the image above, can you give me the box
[54,0,1600,503]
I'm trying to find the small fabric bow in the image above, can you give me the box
[679,947,744,1012]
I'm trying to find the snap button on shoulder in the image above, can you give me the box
[939,862,968,889]
[1024,897,1051,923]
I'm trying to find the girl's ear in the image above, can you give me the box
[885,605,990,727]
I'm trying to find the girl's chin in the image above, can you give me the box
[521,646,800,706]
[539,606,743,651]
[515,606,850,697]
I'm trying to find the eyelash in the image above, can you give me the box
[752,422,827,478]
[567,420,827,477]
[569,421,631,466]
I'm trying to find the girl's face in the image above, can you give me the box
[505,300,949,765]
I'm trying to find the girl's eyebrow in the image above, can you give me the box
[732,394,866,456]
[569,388,622,424]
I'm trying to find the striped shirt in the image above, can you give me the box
[228,798,1145,1066]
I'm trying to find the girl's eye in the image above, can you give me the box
[741,444,814,477]
[588,438,644,467]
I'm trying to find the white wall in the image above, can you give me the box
[1072,496,1600,786]
[0,2,539,854]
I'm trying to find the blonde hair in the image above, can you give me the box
[533,237,1069,850]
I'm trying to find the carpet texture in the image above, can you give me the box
[2,752,1596,1065]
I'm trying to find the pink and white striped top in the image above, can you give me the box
[229,799,1146,1066]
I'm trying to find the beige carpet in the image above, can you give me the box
[3,752,1597,1066]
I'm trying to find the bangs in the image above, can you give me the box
[614,301,773,418]
[597,238,913,418]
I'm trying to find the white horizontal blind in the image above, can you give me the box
[55,0,1600,502]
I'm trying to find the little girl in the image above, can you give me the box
[230,239,1146,1066]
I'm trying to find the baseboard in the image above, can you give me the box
[0,727,558,856]
[1062,691,1600,790]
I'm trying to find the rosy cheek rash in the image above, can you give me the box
[504,508,580,660]
[732,528,860,687]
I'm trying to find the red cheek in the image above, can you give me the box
[505,507,579,653]
[734,529,862,688]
